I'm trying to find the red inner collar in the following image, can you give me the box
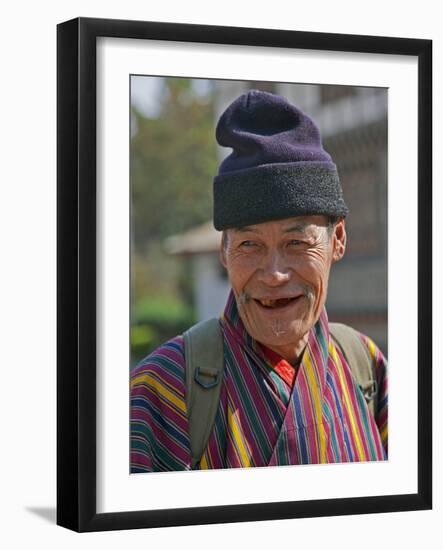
[259,344,298,387]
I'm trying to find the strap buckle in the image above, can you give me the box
[194,367,221,389]
[359,380,378,403]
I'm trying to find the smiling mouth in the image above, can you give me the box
[254,296,301,309]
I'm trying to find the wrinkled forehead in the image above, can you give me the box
[228,215,330,236]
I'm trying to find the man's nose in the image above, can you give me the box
[257,251,291,286]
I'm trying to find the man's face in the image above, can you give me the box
[220,215,346,362]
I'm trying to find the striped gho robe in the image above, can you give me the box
[130,291,388,472]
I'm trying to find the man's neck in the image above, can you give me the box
[264,332,310,366]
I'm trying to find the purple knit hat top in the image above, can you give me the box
[213,89,348,230]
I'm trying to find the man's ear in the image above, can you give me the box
[332,218,347,262]
[219,231,228,268]
[219,247,227,268]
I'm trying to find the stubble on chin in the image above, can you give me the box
[237,290,252,306]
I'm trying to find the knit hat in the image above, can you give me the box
[213,89,348,230]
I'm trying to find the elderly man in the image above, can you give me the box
[130,90,388,472]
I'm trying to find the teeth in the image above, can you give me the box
[259,298,292,308]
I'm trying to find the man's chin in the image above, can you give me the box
[247,322,311,349]
[238,300,314,343]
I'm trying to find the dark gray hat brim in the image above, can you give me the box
[213,162,348,230]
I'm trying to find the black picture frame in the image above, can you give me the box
[57,17,432,532]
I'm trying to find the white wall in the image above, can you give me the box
[193,254,230,321]
[0,0,441,548]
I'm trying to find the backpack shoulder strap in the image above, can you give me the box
[183,317,224,469]
[329,322,378,417]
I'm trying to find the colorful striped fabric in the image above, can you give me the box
[130,291,387,472]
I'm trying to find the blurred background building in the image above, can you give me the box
[131,77,387,364]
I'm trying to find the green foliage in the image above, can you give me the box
[133,295,195,327]
[131,324,157,348]
[131,295,196,366]
[131,323,158,367]
[131,78,217,247]
[130,77,215,364]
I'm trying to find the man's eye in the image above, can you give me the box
[288,240,303,246]
[240,240,256,248]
